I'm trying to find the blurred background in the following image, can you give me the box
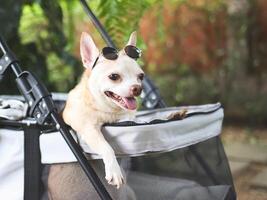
[0,0,267,199]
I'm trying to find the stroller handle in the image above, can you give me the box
[0,35,9,54]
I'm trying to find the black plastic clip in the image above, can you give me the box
[16,71,56,124]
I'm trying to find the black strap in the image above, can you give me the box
[23,125,42,200]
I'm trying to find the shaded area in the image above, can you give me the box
[0,0,82,94]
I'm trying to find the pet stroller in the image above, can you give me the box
[0,0,237,199]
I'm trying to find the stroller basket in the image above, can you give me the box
[41,101,223,162]
[0,95,236,200]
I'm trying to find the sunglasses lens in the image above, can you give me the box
[124,45,141,59]
[102,47,118,60]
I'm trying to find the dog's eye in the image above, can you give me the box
[138,73,144,81]
[108,73,120,81]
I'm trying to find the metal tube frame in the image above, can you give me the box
[0,36,112,200]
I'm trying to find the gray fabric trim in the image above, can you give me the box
[40,103,224,163]
[0,99,28,120]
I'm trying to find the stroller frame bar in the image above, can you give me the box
[0,36,112,200]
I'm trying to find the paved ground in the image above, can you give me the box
[252,168,267,189]
[222,127,267,200]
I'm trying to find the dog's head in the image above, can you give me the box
[80,32,144,113]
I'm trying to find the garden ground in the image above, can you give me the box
[222,126,267,200]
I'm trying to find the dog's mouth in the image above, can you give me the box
[104,91,137,110]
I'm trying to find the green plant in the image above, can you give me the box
[94,0,161,48]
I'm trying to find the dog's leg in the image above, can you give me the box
[80,125,124,189]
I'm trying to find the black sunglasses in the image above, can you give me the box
[92,45,141,69]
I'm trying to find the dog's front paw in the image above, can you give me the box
[167,109,188,120]
[105,161,124,189]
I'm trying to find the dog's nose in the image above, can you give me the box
[130,85,142,97]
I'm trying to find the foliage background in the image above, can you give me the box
[0,0,267,127]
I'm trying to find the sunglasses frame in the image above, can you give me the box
[91,45,141,69]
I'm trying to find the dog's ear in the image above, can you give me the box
[80,32,99,69]
[126,31,137,46]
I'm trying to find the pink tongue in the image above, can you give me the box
[123,97,137,110]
